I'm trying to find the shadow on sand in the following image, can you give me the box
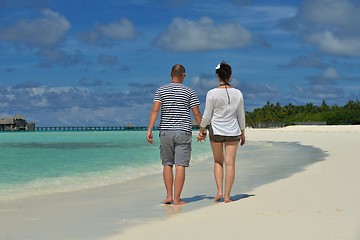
[181,193,255,204]
[163,193,256,215]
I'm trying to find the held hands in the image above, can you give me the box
[196,130,207,143]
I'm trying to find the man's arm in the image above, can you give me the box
[191,106,202,127]
[192,106,207,142]
[146,101,161,144]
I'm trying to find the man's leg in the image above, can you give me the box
[173,131,191,205]
[163,165,173,204]
[173,165,186,205]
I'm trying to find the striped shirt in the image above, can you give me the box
[154,82,200,133]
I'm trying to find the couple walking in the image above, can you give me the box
[146,62,246,205]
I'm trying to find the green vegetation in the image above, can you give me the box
[246,100,360,127]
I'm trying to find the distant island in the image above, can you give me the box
[246,100,360,128]
[1,100,359,131]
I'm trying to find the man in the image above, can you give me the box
[146,64,202,205]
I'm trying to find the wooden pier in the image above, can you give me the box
[35,126,149,131]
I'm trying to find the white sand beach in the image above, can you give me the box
[104,125,360,240]
[1,125,359,240]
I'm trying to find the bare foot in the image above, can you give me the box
[213,193,223,201]
[163,197,173,204]
[173,199,186,205]
[224,198,232,203]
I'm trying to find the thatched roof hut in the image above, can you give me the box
[0,115,35,131]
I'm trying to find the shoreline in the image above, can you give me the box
[1,125,359,240]
[0,138,321,240]
[105,125,360,240]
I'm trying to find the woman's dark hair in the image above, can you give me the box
[216,61,232,83]
[216,61,232,105]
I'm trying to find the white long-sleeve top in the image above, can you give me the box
[200,87,245,136]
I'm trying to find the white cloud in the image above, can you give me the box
[0,83,155,126]
[155,17,253,52]
[191,75,218,97]
[0,9,71,47]
[299,0,356,28]
[95,19,137,40]
[322,67,339,80]
[307,31,360,56]
[78,19,138,44]
[292,83,344,103]
[297,0,360,56]
[284,0,360,56]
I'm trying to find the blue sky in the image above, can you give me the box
[1,0,359,126]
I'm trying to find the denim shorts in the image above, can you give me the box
[159,131,192,167]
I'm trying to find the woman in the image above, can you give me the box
[197,61,246,203]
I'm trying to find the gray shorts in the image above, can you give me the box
[159,131,192,167]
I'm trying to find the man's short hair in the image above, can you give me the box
[171,64,185,77]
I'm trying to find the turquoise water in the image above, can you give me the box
[0,131,326,201]
[0,131,213,200]
[0,130,328,240]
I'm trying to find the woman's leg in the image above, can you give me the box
[210,141,225,201]
[223,141,239,203]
